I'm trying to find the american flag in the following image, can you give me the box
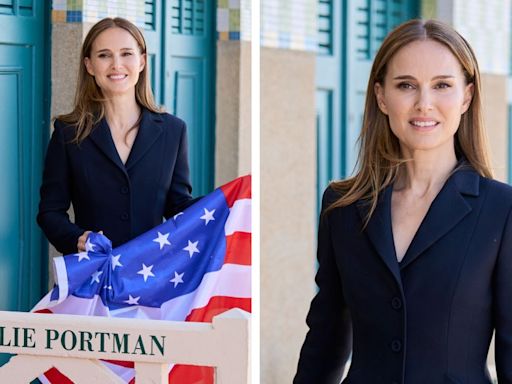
[32,175,252,383]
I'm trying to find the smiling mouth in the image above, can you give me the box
[409,120,438,128]
[108,74,127,80]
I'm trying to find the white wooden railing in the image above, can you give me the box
[0,308,250,383]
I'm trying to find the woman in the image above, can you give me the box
[38,17,193,255]
[294,19,512,384]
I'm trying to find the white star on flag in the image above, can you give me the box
[124,295,140,305]
[173,212,184,220]
[137,263,155,282]
[153,231,171,250]
[183,240,200,258]
[111,254,122,271]
[85,238,95,252]
[90,270,103,284]
[170,271,185,288]
[75,252,90,262]
[200,208,216,225]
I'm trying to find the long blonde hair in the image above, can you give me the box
[328,19,492,225]
[57,17,161,143]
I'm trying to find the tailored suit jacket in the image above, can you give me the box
[37,108,193,255]
[294,167,512,384]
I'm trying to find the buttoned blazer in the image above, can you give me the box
[37,108,193,255]
[294,168,512,384]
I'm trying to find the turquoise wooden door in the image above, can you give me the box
[0,0,48,371]
[164,0,215,196]
[144,0,163,105]
[0,1,48,312]
[316,0,344,212]
[345,0,419,174]
[316,0,418,210]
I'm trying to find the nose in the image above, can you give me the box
[111,54,122,70]
[415,88,433,112]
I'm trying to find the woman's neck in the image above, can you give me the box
[103,94,141,132]
[395,147,458,197]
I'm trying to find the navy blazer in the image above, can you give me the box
[294,168,512,384]
[37,108,193,255]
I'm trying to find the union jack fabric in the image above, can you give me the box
[32,175,252,383]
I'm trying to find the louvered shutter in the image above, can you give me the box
[165,0,215,196]
[0,0,33,16]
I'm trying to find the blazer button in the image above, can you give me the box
[391,297,402,310]
[120,212,129,221]
[391,339,402,353]
[120,186,129,194]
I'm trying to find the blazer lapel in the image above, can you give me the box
[357,185,402,285]
[125,109,163,170]
[399,169,479,270]
[89,118,127,174]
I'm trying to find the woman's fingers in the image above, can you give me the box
[77,230,92,252]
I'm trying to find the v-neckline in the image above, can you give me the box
[390,187,438,264]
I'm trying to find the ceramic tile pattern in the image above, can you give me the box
[217,0,251,41]
[261,0,316,51]
[52,0,251,41]
[51,0,144,27]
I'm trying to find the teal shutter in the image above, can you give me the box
[0,0,48,369]
[0,0,48,311]
[164,0,215,196]
[345,0,419,174]
[316,0,344,212]
[316,0,418,212]
[144,0,163,104]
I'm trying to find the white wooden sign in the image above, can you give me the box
[0,308,250,383]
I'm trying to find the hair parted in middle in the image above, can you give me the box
[57,17,162,144]
[327,18,492,226]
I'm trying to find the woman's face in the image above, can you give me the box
[374,39,473,155]
[84,27,145,98]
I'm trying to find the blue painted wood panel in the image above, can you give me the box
[316,0,344,213]
[0,2,47,312]
[345,0,419,174]
[316,0,419,209]
[0,67,22,311]
[144,0,163,104]
[0,1,48,370]
[165,0,215,196]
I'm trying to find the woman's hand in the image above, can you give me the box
[77,230,103,252]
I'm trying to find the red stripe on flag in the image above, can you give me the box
[43,368,73,384]
[225,232,251,265]
[185,296,252,322]
[170,296,251,384]
[220,175,251,207]
[169,365,214,384]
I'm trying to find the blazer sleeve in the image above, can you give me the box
[164,120,195,218]
[494,206,512,383]
[37,121,85,255]
[294,187,352,384]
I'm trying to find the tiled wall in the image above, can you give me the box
[217,0,251,41]
[454,0,511,75]
[52,0,146,27]
[261,0,316,51]
[52,0,252,42]
[52,0,83,22]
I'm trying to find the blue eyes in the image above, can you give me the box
[397,82,451,90]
